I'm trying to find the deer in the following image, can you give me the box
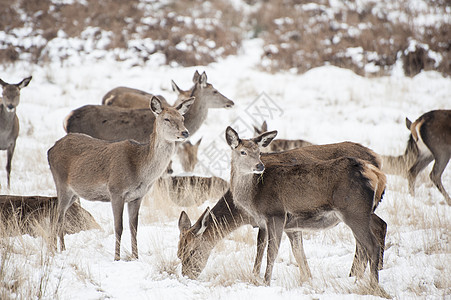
[102,86,169,109]
[178,141,387,285]
[381,110,451,205]
[47,96,194,260]
[154,174,228,207]
[253,121,313,152]
[177,138,202,173]
[64,71,234,144]
[0,76,32,188]
[224,127,387,291]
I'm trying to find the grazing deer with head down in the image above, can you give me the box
[225,127,387,290]
[0,76,32,188]
[253,121,313,152]
[65,71,234,144]
[48,96,194,260]
[382,110,451,205]
[178,141,387,284]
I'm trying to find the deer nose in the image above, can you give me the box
[255,163,265,173]
[181,131,189,138]
[7,104,14,110]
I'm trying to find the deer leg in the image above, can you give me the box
[429,155,451,205]
[111,196,125,261]
[342,212,380,287]
[253,226,267,276]
[286,231,312,282]
[55,187,77,252]
[128,198,143,259]
[349,241,367,279]
[407,155,433,196]
[370,214,387,270]
[264,215,285,285]
[6,143,15,188]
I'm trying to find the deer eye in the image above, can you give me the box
[164,118,170,122]
[213,90,218,94]
[240,150,247,156]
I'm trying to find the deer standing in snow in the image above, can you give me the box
[178,141,387,286]
[253,121,313,152]
[225,127,386,289]
[0,76,32,188]
[382,110,451,205]
[48,96,194,260]
[65,71,234,144]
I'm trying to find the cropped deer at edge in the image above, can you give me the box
[47,96,194,260]
[382,110,451,205]
[0,76,32,188]
[225,126,387,290]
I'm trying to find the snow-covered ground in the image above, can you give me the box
[1,39,450,299]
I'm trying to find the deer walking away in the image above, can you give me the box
[382,109,451,205]
[0,76,32,188]
[48,96,194,260]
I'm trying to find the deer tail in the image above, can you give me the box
[361,162,387,211]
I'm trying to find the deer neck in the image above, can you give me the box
[182,85,208,135]
[204,190,248,246]
[0,104,16,129]
[143,127,177,179]
[230,165,258,221]
[381,137,418,177]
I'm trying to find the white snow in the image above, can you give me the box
[0,37,450,299]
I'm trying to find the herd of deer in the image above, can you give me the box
[1,72,450,294]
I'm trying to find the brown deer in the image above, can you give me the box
[253,121,313,152]
[177,138,202,173]
[64,71,234,143]
[47,96,194,260]
[0,76,32,188]
[178,141,387,284]
[381,110,451,205]
[102,86,169,108]
[225,127,387,289]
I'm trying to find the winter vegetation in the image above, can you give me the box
[0,0,450,299]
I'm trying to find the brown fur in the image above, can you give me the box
[253,121,313,153]
[177,138,202,172]
[226,127,386,288]
[65,71,234,143]
[178,141,386,284]
[0,76,32,188]
[382,110,451,204]
[0,195,99,236]
[48,97,193,260]
[102,86,169,109]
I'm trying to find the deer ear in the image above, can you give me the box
[18,76,32,89]
[178,211,192,232]
[405,117,412,130]
[0,78,7,87]
[171,80,181,95]
[176,97,195,115]
[195,207,211,236]
[150,96,164,115]
[199,72,207,88]
[195,138,202,147]
[226,126,241,149]
[253,130,277,148]
[253,125,262,135]
[192,70,201,84]
[262,121,268,132]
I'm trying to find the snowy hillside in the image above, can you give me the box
[1,38,450,299]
